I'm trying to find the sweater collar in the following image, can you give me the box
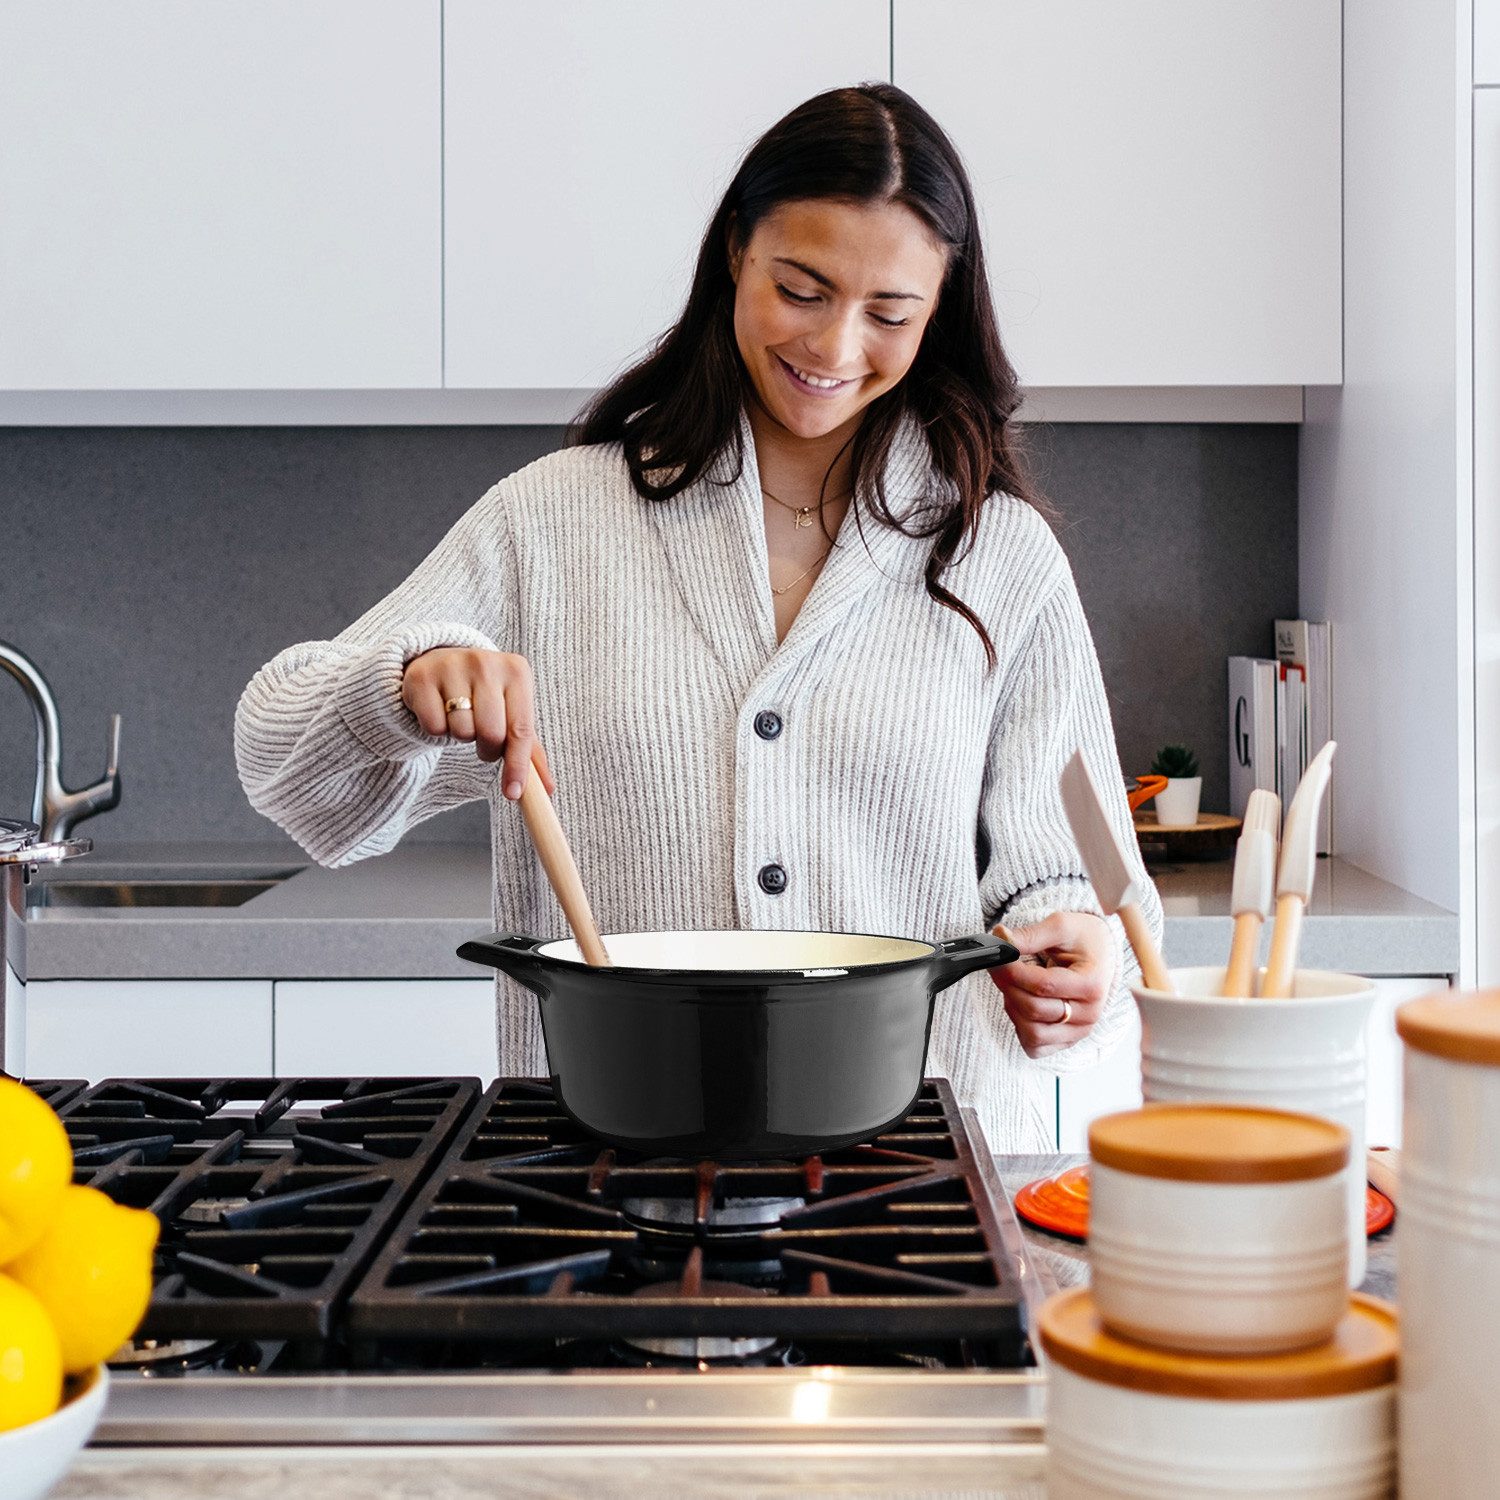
[645,408,939,696]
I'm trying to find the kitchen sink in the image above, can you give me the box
[28,873,299,909]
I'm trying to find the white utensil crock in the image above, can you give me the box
[1395,989,1500,1499]
[1132,966,1376,1288]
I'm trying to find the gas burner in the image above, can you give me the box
[616,1280,780,1363]
[177,1196,253,1224]
[620,1193,805,1233]
[109,1336,266,1375]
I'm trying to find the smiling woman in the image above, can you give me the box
[234,83,1162,1153]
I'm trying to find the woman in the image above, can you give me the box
[235,83,1162,1152]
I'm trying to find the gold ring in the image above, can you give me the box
[1059,1000,1073,1026]
[444,696,473,715]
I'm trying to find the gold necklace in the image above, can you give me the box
[761,484,850,530]
[770,544,834,597]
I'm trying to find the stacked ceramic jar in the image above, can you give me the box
[1040,1103,1399,1500]
[1394,990,1500,1498]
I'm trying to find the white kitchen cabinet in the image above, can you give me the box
[23,980,273,1081]
[0,1,440,390]
[3,962,23,1077]
[1477,91,1500,989]
[273,980,498,1079]
[893,1,1342,387]
[1479,0,1500,87]
[443,1,890,391]
[1055,975,1450,1151]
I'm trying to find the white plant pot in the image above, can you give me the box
[1153,776,1202,827]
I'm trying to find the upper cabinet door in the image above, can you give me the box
[0,2,441,391]
[1480,0,1500,86]
[894,1,1342,386]
[444,2,890,391]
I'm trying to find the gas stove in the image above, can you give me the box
[27,1075,1051,1446]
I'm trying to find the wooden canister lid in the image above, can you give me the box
[1088,1104,1350,1184]
[1039,1288,1397,1400]
[1396,989,1500,1067]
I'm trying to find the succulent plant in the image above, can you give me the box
[1151,744,1200,779]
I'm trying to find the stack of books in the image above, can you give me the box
[1227,619,1332,855]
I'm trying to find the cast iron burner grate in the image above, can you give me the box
[43,1076,479,1341]
[21,1077,87,1111]
[347,1079,1027,1358]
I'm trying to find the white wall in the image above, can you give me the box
[1298,0,1474,973]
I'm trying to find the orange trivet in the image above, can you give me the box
[1015,1165,1396,1242]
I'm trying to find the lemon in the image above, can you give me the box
[0,1077,72,1262]
[0,1272,62,1430]
[6,1185,159,1374]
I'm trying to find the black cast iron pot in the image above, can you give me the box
[456,928,1017,1160]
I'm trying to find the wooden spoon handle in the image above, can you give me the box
[517,768,611,966]
[1260,892,1304,998]
[1119,902,1172,992]
[1221,911,1262,997]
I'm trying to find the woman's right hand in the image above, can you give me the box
[401,647,555,802]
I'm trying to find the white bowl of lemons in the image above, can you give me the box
[0,1077,159,1498]
[0,1364,109,1500]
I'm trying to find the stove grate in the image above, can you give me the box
[347,1079,1027,1354]
[37,1076,481,1340]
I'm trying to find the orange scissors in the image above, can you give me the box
[1126,775,1168,814]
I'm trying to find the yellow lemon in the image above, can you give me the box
[0,1077,72,1262]
[0,1272,62,1430]
[6,1185,159,1374]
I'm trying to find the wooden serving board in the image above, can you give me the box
[1133,811,1240,863]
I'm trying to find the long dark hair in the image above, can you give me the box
[572,82,1044,667]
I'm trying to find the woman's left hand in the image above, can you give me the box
[987,911,1116,1059]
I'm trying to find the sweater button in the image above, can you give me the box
[753,709,784,741]
[757,863,788,895]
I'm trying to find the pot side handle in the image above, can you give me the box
[929,933,1019,993]
[456,931,552,996]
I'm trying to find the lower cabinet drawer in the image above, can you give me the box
[273,980,498,1080]
[24,979,273,1081]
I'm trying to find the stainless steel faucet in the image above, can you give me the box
[0,641,121,841]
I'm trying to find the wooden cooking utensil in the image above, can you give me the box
[517,767,611,967]
[1059,749,1172,993]
[1260,740,1337,998]
[1220,788,1281,996]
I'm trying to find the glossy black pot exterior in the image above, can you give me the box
[456,929,1017,1159]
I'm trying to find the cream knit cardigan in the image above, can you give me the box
[234,414,1163,1152]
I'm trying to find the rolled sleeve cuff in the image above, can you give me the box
[334,621,498,761]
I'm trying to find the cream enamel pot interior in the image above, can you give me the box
[458,928,1017,1159]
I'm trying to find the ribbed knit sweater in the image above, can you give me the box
[234,413,1163,1152]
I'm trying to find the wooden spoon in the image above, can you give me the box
[516,766,611,966]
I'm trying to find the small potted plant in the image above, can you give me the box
[1150,744,1202,828]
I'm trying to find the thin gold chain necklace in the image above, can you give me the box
[770,544,835,597]
[761,484,851,530]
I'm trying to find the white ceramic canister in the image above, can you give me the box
[1395,989,1500,1499]
[1088,1103,1350,1355]
[1041,1287,1398,1500]
[1131,966,1376,1288]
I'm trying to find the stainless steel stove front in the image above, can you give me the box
[95,1121,1053,1448]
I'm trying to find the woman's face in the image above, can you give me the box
[729,198,948,446]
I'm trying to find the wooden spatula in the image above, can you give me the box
[517,767,611,966]
[1220,788,1281,996]
[1059,749,1172,993]
[1260,740,1337,998]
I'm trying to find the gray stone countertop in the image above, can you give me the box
[16,841,1459,982]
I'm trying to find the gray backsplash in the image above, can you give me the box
[0,423,1296,853]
